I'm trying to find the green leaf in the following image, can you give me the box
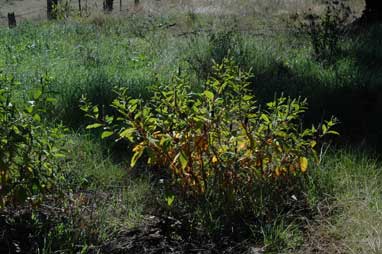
[120,128,136,142]
[101,131,113,139]
[203,90,214,101]
[80,104,89,112]
[33,89,42,100]
[322,124,327,134]
[165,195,175,207]
[46,97,57,104]
[26,106,34,113]
[105,115,114,124]
[260,114,270,123]
[54,153,66,159]
[86,123,103,129]
[179,151,188,170]
[33,114,41,122]
[129,104,138,113]
[159,136,171,152]
[242,95,253,101]
[327,130,340,135]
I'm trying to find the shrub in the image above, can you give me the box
[82,59,337,237]
[53,0,78,20]
[0,73,66,208]
[300,0,352,64]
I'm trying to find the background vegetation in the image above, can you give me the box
[1,0,382,253]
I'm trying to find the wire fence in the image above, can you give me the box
[0,8,46,19]
[0,0,135,21]
[0,0,339,36]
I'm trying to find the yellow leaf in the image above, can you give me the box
[132,143,144,153]
[212,155,218,164]
[237,142,246,151]
[299,157,308,173]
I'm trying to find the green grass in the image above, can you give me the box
[299,150,382,253]
[0,131,152,253]
[0,20,161,127]
[1,3,382,252]
[1,15,382,145]
[325,151,382,254]
[36,134,152,253]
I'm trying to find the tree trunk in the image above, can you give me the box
[362,0,382,23]
[103,0,113,12]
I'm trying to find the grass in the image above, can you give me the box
[325,151,382,254]
[0,132,153,253]
[1,9,382,140]
[1,1,382,253]
[61,133,152,226]
[299,150,382,254]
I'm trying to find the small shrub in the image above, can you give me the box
[301,0,352,64]
[82,59,337,236]
[53,0,77,20]
[0,73,66,208]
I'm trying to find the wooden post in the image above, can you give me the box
[103,0,113,12]
[78,0,82,16]
[47,0,58,19]
[120,0,122,11]
[134,0,139,5]
[7,12,16,28]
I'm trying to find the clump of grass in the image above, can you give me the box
[327,151,382,254]
[261,217,304,253]
[300,150,382,254]
[59,134,127,190]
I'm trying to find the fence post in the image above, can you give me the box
[8,12,16,28]
[120,0,122,11]
[78,0,82,16]
[103,0,113,12]
[47,0,58,19]
[134,0,139,5]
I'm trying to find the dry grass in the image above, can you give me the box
[298,151,382,254]
[0,0,365,26]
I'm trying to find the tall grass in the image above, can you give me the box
[0,21,159,128]
[300,150,382,254]
[1,16,382,146]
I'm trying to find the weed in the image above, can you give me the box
[300,0,353,64]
